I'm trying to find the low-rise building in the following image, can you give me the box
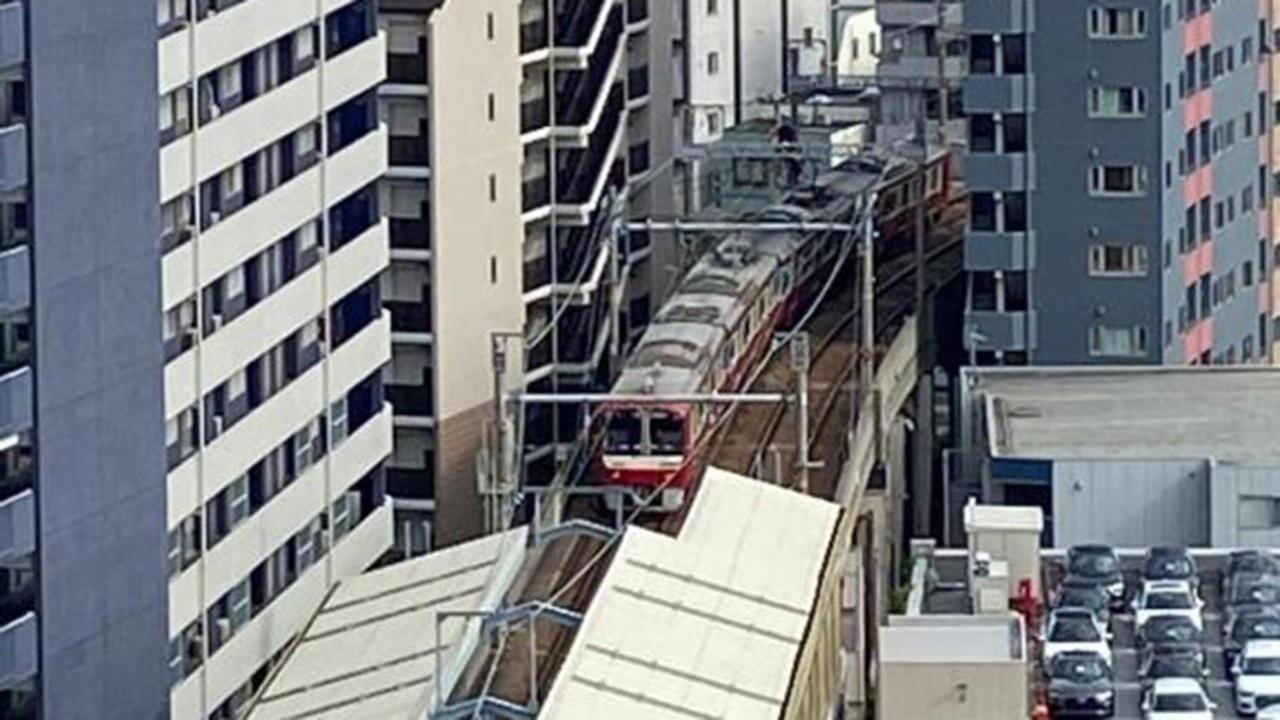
[960,366,1280,547]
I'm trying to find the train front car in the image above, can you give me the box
[600,403,695,512]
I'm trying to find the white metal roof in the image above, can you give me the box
[246,527,527,720]
[963,502,1044,533]
[538,466,841,720]
[881,615,1026,663]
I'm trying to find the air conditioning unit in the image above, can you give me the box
[183,327,199,345]
[212,415,224,435]
[209,312,223,331]
[215,617,232,645]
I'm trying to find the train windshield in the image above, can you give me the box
[605,411,642,454]
[649,412,684,455]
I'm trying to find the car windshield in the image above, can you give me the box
[1143,617,1198,643]
[1244,657,1280,675]
[1058,588,1104,610]
[1233,583,1280,605]
[1147,591,1193,610]
[1146,555,1193,578]
[1153,692,1208,711]
[605,412,642,454]
[1070,552,1118,577]
[1051,655,1109,682]
[1148,656,1201,678]
[1238,616,1280,642]
[1233,554,1277,575]
[1051,618,1101,642]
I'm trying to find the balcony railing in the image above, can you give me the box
[555,8,623,125]
[386,466,435,500]
[389,136,430,167]
[0,464,31,504]
[556,0,608,47]
[0,579,33,629]
[557,86,624,204]
[627,65,649,100]
[523,255,551,292]
[520,18,549,55]
[387,53,428,84]
[387,299,432,333]
[385,383,434,418]
[389,217,431,250]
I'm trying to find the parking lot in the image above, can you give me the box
[1045,552,1239,719]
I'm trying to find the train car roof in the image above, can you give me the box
[611,158,902,399]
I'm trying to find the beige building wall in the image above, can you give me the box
[429,0,525,545]
[878,661,1027,719]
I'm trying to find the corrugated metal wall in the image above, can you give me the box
[1208,464,1280,547]
[1051,459,1209,547]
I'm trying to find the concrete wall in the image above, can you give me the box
[684,0,734,142]
[429,0,524,545]
[878,661,1026,719]
[29,0,168,716]
[1051,458,1209,547]
[738,0,782,122]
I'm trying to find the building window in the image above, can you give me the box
[489,173,497,202]
[487,12,494,40]
[488,93,495,121]
[707,51,720,75]
[707,110,720,135]
[1088,7,1146,38]
[1088,325,1148,357]
[1088,244,1149,276]
[1240,497,1280,529]
[1089,86,1147,117]
[490,255,498,284]
[1089,165,1147,196]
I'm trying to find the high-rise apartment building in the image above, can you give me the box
[157,0,393,716]
[1,1,170,718]
[371,0,676,550]
[964,0,1275,366]
[874,0,965,147]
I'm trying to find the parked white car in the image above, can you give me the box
[1044,608,1113,667]
[1143,677,1214,719]
[1234,640,1280,716]
[1133,579,1204,632]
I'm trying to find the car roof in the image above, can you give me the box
[1052,607,1096,619]
[1244,639,1280,657]
[1070,544,1114,554]
[1151,677,1206,693]
[1148,545,1188,555]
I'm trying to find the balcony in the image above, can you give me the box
[0,488,31,566]
[0,367,29,441]
[0,609,35,690]
[389,136,430,167]
[964,74,1035,113]
[876,1,960,28]
[966,153,1035,190]
[522,176,550,213]
[966,231,1035,272]
[555,9,623,126]
[523,255,551,293]
[965,310,1036,351]
[389,217,431,251]
[520,18,549,55]
[0,246,27,315]
[0,125,25,195]
[0,3,24,71]
[966,0,1031,32]
[386,383,434,418]
[521,97,550,135]
[387,299,432,334]
[387,52,427,85]
[627,65,649,100]
[556,86,624,205]
[556,0,609,47]
[626,0,647,24]
[386,466,434,501]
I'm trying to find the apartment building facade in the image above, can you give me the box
[158,0,393,716]
[964,0,1274,366]
[0,0,170,717]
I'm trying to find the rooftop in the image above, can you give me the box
[537,466,841,720]
[969,367,1280,464]
[246,527,528,720]
[881,614,1027,663]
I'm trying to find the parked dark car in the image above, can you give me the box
[1142,546,1198,591]
[1066,544,1125,609]
[1225,609,1280,665]
[1226,573,1280,628]
[1137,614,1202,653]
[1046,650,1116,718]
[1139,646,1208,691]
[1055,581,1112,626]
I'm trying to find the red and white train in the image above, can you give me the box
[598,148,951,511]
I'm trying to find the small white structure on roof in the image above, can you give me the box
[245,527,527,720]
[964,499,1043,600]
[879,614,1029,719]
[538,466,843,720]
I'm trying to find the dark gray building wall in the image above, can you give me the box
[28,0,168,717]
[1029,0,1163,364]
